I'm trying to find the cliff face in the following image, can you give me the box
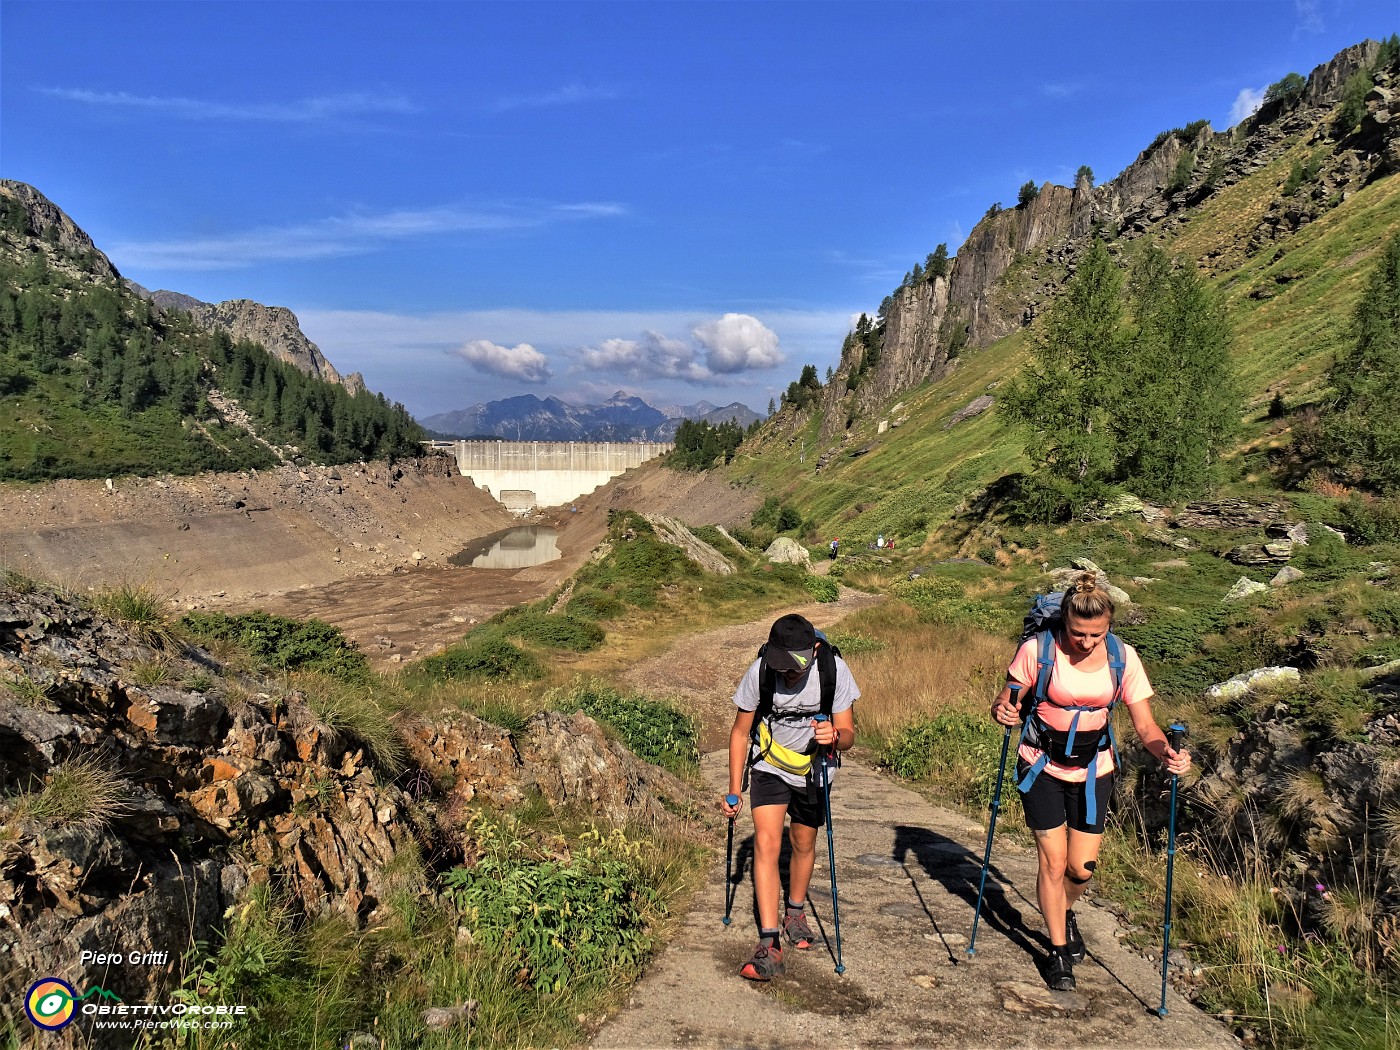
[0,180,123,284]
[143,291,365,395]
[813,38,1394,442]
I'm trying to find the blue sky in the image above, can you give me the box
[2,1,1393,418]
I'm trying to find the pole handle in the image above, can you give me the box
[725,794,740,807]
[1169,722,1187,751]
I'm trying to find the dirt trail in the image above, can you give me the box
[593,611,1236,1050]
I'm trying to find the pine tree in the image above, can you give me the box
[1117,246,1238,500]
[1000,239,1125,518]
[1316,232,1400,491]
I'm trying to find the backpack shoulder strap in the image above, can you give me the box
[755,644,776,724]
[817,641,837,718]
[1033,629,1056,708]
[1104,633,1125,706]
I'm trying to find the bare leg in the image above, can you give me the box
[1065,829,1104,908]
[1034,824,1070,945]
[751,804,788,931]
[786,822,818,905]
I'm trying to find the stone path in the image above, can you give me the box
[593,752,1236,1050]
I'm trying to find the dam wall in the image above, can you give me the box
[448,440,672,511]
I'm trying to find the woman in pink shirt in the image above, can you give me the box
[991,572,1191,992]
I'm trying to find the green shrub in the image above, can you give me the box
[880,711,1010,808]
[803,575,838,603]
[181,610,370,682]
[1292,528,1360,580]
[445,815,660,994]
[824,631,886,654]
[891,576,1013,634]
[417,638,542,683]
[566,587,626,621]
[1337,494,1400,544]
[555,681,699,772]
[505,611,605,652]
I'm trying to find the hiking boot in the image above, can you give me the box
[783,910,820,949]
[1044,946,1076,992]
[1065,910,1086,964]
[739,940,785,981]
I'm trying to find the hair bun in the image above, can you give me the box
[1075,571,1098,593]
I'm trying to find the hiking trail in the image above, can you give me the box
[593,602,1236,1050]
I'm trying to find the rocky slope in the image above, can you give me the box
[133,287,365,395]
[0,180,123,284]
[0,583,699,1046]
[814,39,1398,441]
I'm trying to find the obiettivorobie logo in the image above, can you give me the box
[25,978,121,1031]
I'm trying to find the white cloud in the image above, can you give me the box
[1294,0,1323,35]
[576,331,707,381]
[38,87,415,122]
[693,313,784,373]
[1230,86,1266,125]
[492,82,618,112]
[111,200,625,270]
[450,339,552,383]
[291,305,857,416]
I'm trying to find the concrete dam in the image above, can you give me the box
[446,440,672,512]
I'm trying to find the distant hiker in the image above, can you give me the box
[876,534,885,549]
[829,537,840,560]
[990,571,1190,992]
[722,613,859,980]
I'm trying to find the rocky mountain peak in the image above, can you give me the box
[135,289,364,395]
[0,180,122,284]
[813,37,1399,442]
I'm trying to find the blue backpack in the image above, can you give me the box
[1015,592,1125,824]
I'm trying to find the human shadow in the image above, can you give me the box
[890,823,1043,966]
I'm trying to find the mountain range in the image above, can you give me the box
[419,393,761,441]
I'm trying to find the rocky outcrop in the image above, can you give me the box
[816,39,1398,436]
[643,514,735,575]
[0,179,122,283]
[0,582,702,1041]
[139,291,360,392]
[1189,705,1400,937]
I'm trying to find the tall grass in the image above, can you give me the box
[1,754,132,832]
[91,581,177,647]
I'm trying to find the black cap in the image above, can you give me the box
[763,614,817,672]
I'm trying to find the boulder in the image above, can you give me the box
[1224,577,1269,601]
[764,536,812,567]
[1206,666,1301,701]
[1270,566,1305,587]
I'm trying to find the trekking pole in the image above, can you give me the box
[814,715,846,974]
[722,794,740,925]
[968,684,1019,959]
[1157,723,1187,1018]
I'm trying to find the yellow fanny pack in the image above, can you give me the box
[755,721,818,775]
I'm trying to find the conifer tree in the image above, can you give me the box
[1117,246,1238,500]
[1000,239,1125,517]
[1315,231,1400,492]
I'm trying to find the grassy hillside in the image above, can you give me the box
[0,195,423,481]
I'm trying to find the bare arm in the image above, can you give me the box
[724,708,756,816]
[1127,696,1191,775]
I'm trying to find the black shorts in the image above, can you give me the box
[1018,762,1115,835]
[749,769,826,828]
